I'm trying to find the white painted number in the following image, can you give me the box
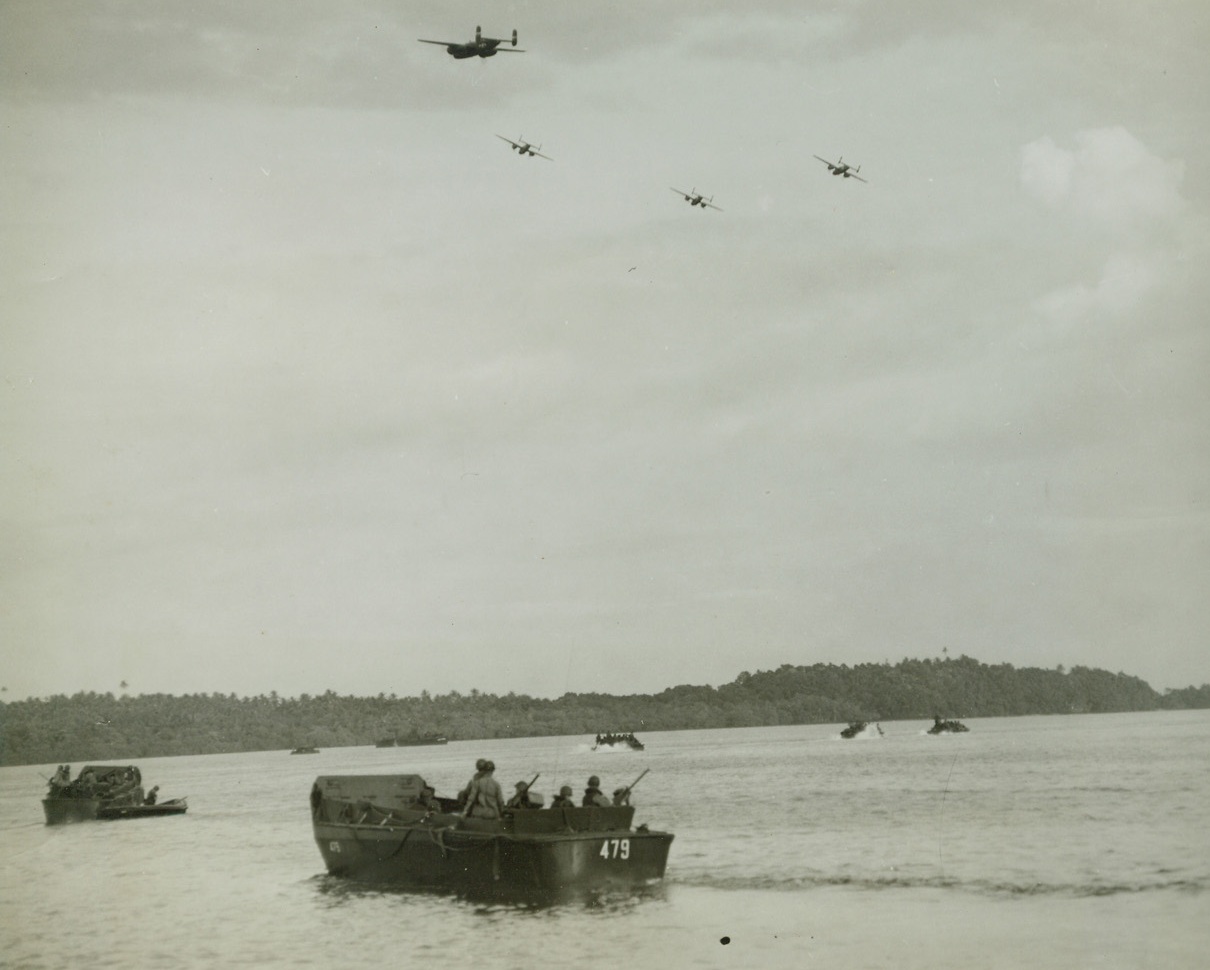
[599,838,630,860]
[329,841,341,853]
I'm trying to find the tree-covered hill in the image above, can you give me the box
[1,655,1206,766]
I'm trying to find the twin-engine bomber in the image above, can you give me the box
[417,26,524,59]
[813,155,867,182]
[497,135,552,160]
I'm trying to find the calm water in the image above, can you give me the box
[1,712,1207,969]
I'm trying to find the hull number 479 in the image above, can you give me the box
[600,838,630,859]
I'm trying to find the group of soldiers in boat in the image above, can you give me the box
[593,731,644,750]
[45,764,161,806]
[455,757,642,819]
[928,716,970,734]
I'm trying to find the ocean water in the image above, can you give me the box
[1,711,1207,969]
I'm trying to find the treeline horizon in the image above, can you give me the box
[2,654,1207,767]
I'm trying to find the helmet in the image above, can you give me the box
[588,775,600,787]
[475,758,487,771]
[560,786,573,796]
[484,760,495,771]
[515,780,528,789]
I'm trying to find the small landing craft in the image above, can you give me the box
[311,772,673,896]
[593,732,645,751]
[671,187,722,211]
[928,716,969,735]
[813,155,867,182]
[42,764,187,824]
[496,135,552,160]
[417,26,524,59]
[375,732,449,748]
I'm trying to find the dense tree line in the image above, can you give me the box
[1,655,1205,766]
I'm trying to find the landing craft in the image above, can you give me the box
[670,187,722,211]
[417,26,524,59]
[496,135,552,160]
[813,155,867,182]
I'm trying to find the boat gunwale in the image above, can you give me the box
[313,817,672,845]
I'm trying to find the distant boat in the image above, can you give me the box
[375,733,448,748]
[311,772,673,893]
[398,733,448,747]
[840,721,884,739]
[42,764,188,825]
[291,746,320,755]
[593,732,644,751]
[927,716,970,735]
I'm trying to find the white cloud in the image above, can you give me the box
[1035,251,1161,324]
[1021,127,1185,227]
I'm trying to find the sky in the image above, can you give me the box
[3,1,1208,702]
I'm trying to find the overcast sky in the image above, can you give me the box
[3,1,1208,702]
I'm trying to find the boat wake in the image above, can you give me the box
[311,872,668,910]
[671,871,1205,898]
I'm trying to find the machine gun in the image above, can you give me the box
[612,768,649,805]
[508,773,542,809]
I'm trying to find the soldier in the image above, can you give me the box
[549,785,576,809]
[461,759,503,819]
[506,780,540,809]
[582,775,610,807]
[417,784,440,812]
[457,758,488,806]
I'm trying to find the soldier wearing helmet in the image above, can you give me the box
[582,774,610,807]
[506,779,542,810]
[461,759,503,819]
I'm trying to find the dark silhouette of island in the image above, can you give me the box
[2,655,1206,766]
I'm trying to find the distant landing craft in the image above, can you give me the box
[813,155,867,182]
[496,135,551,160]
[417,26,524,58]
[671,187,723,211]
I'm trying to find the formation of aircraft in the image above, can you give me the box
[417,25,524,59]
[421,28,873,208]
[496,135,552,160]
[813,155,867,182]
[670,188,723,211]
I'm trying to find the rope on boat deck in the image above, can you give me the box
[376,828,413,862]
[428,825,498,857]
[346,815,414,863]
